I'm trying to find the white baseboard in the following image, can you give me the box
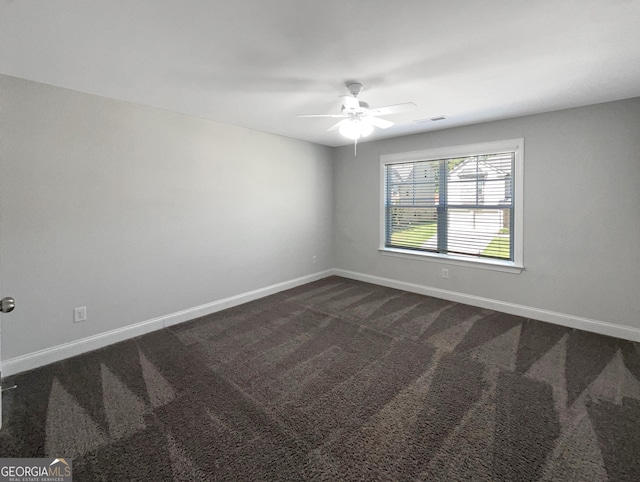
[2,270,333,377]
[333,268,640,343]
[4,267,638,377]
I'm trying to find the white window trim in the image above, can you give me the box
[379,138,524,273]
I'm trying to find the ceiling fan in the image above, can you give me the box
[297,82,417,143]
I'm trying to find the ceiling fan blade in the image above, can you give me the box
[339,95,359,110]
[365,116,394,129]
[367,102,417,116]
[296,114,346,118]
[327,119,348,131]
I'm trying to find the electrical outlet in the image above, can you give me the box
[312,255,317,264]
[442,269,449,279]
[74,306,87,323]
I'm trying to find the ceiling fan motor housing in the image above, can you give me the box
[342,102,369,116]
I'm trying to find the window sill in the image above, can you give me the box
[379,247,524,274]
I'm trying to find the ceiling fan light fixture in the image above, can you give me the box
[339,119,362,139]
[360,121,374,138]
[339,118,373,139]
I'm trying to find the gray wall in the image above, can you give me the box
[0,75,333,360]
[2,74,639,364]
[333,99,640,329]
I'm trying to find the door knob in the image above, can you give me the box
[0,297,15,313]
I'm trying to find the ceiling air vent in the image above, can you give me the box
[412,115,447,123]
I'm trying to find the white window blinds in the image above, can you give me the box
[384,151,515,261]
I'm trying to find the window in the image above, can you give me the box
[380,139,523,271]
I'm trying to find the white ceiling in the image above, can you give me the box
[2,0,640,147]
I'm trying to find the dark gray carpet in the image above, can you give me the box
[2,276,639,481]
